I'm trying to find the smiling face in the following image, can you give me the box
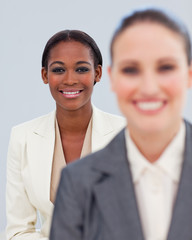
[42,41,101,112]
[109,22,192,136]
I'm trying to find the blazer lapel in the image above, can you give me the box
[91,106,121,153]
[167,121,192,240]
[27,111,56,211]
[92,130,145,240]
[91,106,112,152]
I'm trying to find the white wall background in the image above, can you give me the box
[1,0,192,232]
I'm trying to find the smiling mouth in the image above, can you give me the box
[62,90,81,95]
[59,90,82,98]
[136,101,164,111]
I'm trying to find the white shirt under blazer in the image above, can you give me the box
[6,105,126,240]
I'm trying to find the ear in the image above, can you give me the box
[187,62,192,88]
[41,67,49,84]
[94,65,102,83]
[107,65,115,92]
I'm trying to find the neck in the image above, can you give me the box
[128,122,182,163]
[56,104,93,135]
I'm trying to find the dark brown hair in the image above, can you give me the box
[42,30,103,70]
[110,8,192,65]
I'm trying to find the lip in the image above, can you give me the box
[133,99,167,114]
[59,89,83,99]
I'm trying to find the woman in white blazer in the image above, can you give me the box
[6,30,126,240]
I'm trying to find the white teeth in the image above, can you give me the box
[137,102,163,110]
[62,91,80,95]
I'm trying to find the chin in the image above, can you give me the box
[129,119,169,135]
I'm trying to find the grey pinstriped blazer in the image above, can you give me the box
[50,120,192,240]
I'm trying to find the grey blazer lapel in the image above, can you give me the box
[167,121,192,240]
[92,130,145,240]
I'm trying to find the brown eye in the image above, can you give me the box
[76,67,89,73]
[52,67,65,73]
[122,67,139,74]
[158,64,175,72]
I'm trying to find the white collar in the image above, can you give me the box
[125,122,186,183]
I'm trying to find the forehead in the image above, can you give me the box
[49,41,93,61]
[113,22,186,61]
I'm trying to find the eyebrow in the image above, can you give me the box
[49,61,64,68]
[76,61,91,66]
[49,60,92,68]
[118,57,179,66]
[117,60,138,65]
[157,57,178,63]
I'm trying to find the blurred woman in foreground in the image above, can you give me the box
[50,8,192,240]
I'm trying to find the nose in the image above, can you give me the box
[62,70,78,85]
[139,71,159,96]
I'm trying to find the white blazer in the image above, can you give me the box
[6,106,126,240]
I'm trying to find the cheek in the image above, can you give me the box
[47,73,58,85]
[48,81,58,92]
[161,74,188,98]
[80,73,95,86]
[113,78,137,101]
